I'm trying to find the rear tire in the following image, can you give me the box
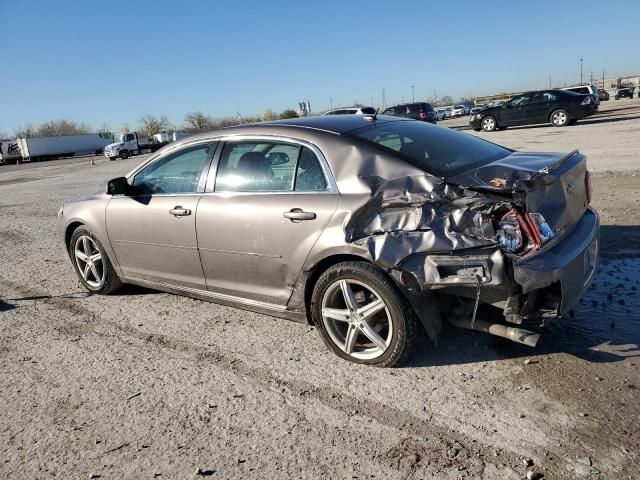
[550,109,570,127]
[481,116,497,132]
[69,226,122,295]
[311,261,418,367]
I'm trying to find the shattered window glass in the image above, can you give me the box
[349,121,510,177]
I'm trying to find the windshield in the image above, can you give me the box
[114,134,125,143]
[349,120,511,177]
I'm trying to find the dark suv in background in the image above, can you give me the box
[382,102,437,123]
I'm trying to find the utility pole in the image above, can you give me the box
[329,98,333,110]
[549,73,552,89]
[602,68,605,89]
[411,85,415,103]
[590,70,593,85]
[381,89,386,108]
[580,58,583,85]
[370,96,374,108]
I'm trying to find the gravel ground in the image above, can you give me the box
[1,105,639,479]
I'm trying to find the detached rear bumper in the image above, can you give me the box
[512,207,599,314]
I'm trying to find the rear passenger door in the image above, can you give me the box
[526,91,555,124]
[196,138,339,306]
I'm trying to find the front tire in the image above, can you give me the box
[311,261,418,367]
[69,226,122,294]
[550,109,570,127]
[481,116,497,132]
[119,150,130,160]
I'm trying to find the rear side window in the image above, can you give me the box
[349,121,511,177]
[361,107,376,114]
[215,141,327,192]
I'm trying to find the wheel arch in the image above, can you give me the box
[65,221,85,257]
[302,253,370,325]
[301,253,429,334]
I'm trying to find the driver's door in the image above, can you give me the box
[501,95,530,126]
[105,142,216,289]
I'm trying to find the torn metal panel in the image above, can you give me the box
[342,175,507,269]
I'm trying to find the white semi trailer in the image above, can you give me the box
[0,140,22,163]
[14,133,113,162]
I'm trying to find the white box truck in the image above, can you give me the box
[16,133,113,162]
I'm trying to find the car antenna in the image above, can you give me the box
[372,108,379,120]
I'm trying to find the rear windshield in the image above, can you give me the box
[407,103,433,113]
[349,120,511,177]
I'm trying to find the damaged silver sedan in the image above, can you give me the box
[57,115,599,367]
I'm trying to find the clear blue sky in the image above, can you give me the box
[1,0,638,134]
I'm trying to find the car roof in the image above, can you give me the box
[175,115,412,142]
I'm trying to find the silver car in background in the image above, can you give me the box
[58,115,599,367]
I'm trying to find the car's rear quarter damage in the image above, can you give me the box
[295,128,599,347]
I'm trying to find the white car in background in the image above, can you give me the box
[323,106,377,115]
[434,109,446,121]
[451,105,467,117]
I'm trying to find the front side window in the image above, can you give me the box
[132,143,213,194]
[349,121,511,177]
[215,141,327,192]
[509,95,531,106]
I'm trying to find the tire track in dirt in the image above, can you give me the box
[0,276,532,478]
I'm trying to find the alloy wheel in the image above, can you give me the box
[552,111,568,126]
[482,117,495,131]
[321,279,393,360]
[74,235,104,288]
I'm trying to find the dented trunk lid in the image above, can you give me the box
[448,151,590,240]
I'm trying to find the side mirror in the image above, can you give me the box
[107,177,130,195]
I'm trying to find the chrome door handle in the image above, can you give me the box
[169,206,191,217]
[283,208,316,222]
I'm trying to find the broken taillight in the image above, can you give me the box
[419,111,426,119]
[585,170,592,204]
[581,96,591,105]
[496,210,524,253]
[496,209,554,255]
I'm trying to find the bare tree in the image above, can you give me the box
[139,114,170,137]
[14,123,36,138]
[184,111,214,132]
[35,119,91,137]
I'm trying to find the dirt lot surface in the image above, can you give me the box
[1,103,639,479]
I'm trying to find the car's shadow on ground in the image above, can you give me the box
[408,225,640,367]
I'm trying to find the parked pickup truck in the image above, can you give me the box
[104,132,171,160]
